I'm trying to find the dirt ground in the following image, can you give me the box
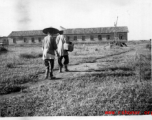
[39,46,136,81]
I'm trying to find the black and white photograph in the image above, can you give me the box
[0,0,151,118]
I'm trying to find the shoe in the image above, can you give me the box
[50,72,56,79]
[65,65,69,72]
[45,76,48,79]
[44,68,49,79]
[59,67,62,73]
[50,76,56,80]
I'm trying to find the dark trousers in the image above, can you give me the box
[44,59,54,76]
[58,55,69,67]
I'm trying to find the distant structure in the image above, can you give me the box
[8,30,45,44]
[0,36,9,48]
[63,26,128,42]
[0,36,9,44]
[7,26,128,45]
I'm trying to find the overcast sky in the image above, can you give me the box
[0,0,152,40]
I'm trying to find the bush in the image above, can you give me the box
[0,74,38,95]
[19,53,36,59]
[95,48,98,51]
[6,63,16,68]
[38,53,42,57]
[0,47,8,53]
[146,43,151,50]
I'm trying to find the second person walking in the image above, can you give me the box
[56,30,70,72]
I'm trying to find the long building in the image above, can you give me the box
[8,26,128,44]
[64,26,128,42]
[8,30,45,44]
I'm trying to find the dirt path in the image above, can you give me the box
[38,47,136,81]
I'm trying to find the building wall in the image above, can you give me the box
[8,36,45,45]
[0,39,3,43]
[7,32,128,45]
[64,32,127,42]
[0,37,9,44]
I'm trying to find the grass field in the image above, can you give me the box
[0,41,151,116]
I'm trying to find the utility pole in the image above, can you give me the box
[114,16,118,43]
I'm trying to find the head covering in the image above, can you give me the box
[59,30,63,34]
[58,26,66,34]
[43,27,59,34]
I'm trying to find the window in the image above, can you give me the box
[90,35,94,40]
[38,37,41,42]
[4,39,8,44]
[107,35,110,40]
[74,36,77,41]
[119,35,123,40]
[3,39,6,43]
[24,38,27,43]
[13,38,16,43]
[67,36,70,41]
[98,35,102,40]
[31,38,35,43]
[82,36,85,41]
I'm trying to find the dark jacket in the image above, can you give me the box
[42,35,57,55]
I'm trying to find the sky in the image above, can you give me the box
[0,0,152,40]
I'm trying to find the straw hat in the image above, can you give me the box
[42,27,59,34]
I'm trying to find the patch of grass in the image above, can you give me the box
[19,53,36,59]
[37,53,42,57]
[146,43,151,50]
[95,48,98,51]
[70,57,97,65]
[0,84,27,95]
[0,74,38,95]
[19,53,42,59]
[96,65,134,72]
[0,47,8,52]
[135,53,151,80]
[6,63,16,68]
[0,47,8,54]
[5,60,24,68]
[1,71,151,116]
[0,42,151,116]
[79,57,96,64]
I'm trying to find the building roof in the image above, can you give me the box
[0,36,8,38]
[8,30,45,37]
[63,26,128,35]
[8,26,128,37]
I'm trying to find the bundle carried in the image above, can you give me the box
[64,42,74,52]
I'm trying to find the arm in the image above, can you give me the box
[42,38,45,51]
[53,37,57,50]
[53,38,59,57]
[56,36,59,45]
